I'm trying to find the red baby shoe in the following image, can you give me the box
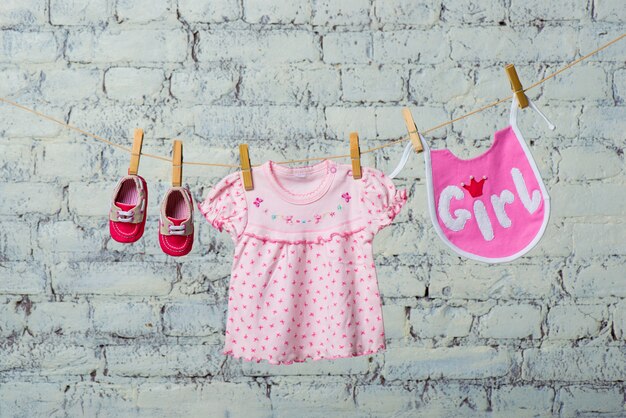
[109,175,148,243]
[158,187,194,256]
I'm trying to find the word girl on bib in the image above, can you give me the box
[422,97,554,263]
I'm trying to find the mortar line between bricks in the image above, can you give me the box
[0,32,623,171]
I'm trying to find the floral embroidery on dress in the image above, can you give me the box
[269,204,345,225]
[253,197,263,207]
[341,192,352,202]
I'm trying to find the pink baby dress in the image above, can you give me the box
[198,159,407,364]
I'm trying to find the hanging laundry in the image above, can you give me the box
[197,159,407,364]
[421,97,554,263]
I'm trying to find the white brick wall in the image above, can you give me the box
[0,0,624,416]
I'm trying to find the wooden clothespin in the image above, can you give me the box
[349,132,361,179]
[505,64,529,109]
[128,128,144,175]
[401,108,423,153]
[239,144,253,191]
[172,140,183,187]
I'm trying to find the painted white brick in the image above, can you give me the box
[615,69,626,103]
[36,142,102,180]
[241,66,340,105]
[106,344,222,377]
[0,0,48,26]
[0,383,65,417]
[66,103,193,147]
[0,219,32,260]
[441,0,506,24]
[323,32,371,64]
[68,182,112,216]
[478,304,542,339]
[0,68,38,97]
[0,2,624,415]
[92,301,157,337]
[0,105,65,137]
[243,0,310,24]
[552,184,626,217]
[325,106,377,139]
[547,304,606,340]
[37,221,102,253]
[64,382,137,417]
[0,182,62,214]
[491,385,554,415]
[473,65,516,102]
[375,0,439,26]
[66,29,188,63]
[429,264,556,301]
[382,304,408,339]
[0,302,26,337]
[270,381,356,415]
[355,385,415,415]
[116,0,171,23]
[542,65,610,101]
[105,67,165,103]
[170,68,237,104]
[572,224,626,256]
[136,382,271,417]
[374,105,448,139]
[417,383,489,416]
[0,341,99,375]
[40,69,102,102]
[410,303,473,338]
[194,105,322,140]
[0,263,46,294]
[558,145,623,181]
[564,259,626,298]
[383,346,514,380]
[578,25,626,62]
[51,262,174,296]
[530,220,573,258]
[374,221,419,257]
[27,302,90,334]
[523,346,626,381]
[377,265,426,298]
[580,106,626,140]
[510,0,588,21]
[450,26,577,63]
[178,0,240,22]
[242,354,372,376]
[342,66,405,102]
[50,0,109,25]
[593,0,626,22]
[312,0,370,26]
[0,30,58,63]
[409,66,473,103]
[373,30,449,64]
[197,30,319,63]
[162,302,225,336]
[558,385,624,416]
[613,300,626,340]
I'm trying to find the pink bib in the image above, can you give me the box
[423,98,552,263]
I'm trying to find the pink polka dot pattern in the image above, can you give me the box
[199,161,407,365]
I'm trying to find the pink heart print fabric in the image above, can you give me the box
[198,159,407,364]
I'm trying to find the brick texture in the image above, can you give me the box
[0,0,624,416]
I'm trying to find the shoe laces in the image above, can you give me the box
[117,209,134,222]
[168,224,186,235]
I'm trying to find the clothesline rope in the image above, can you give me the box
[0,33,624,170]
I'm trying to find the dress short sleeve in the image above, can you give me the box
[360,167,408,234]
[198,172,248,242]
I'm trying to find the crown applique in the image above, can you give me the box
[461,175,487,198]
